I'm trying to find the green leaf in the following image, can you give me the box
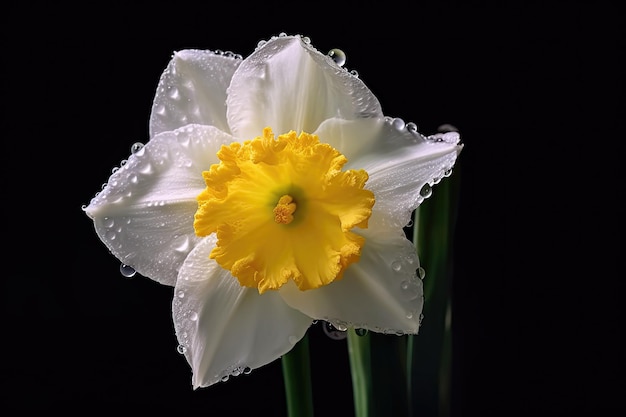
[408,168,461,417]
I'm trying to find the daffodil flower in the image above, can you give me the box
[84,34,463,389]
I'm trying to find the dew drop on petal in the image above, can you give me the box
[391,260,402,271]
[400,280,420,300]
[417,266,426,279]
[221,375,229,382]
[155,104,166,116]
[419,183,432,198]
[328,48,346,67]
[131,142,144,154]
[392,117,405,131]
[355,328,368,336]
[323,321,347,340]
[243,366,252,375]
[172,235,191,253]
[168,87,180,100]
[120,264,136,278]
[189,311,198,321]
[176,344,187,354]
[177,290,185,298]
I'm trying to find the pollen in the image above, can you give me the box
[273,195,296,224]
[194,127,375,294]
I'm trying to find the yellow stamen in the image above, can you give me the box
[273,195,296,224]
[194,127,375,294]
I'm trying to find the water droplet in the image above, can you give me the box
[323,321,347,340]
[172,235,190,252]
[189,311,198,321]
[392,117,405,131]
[279,32,287,37]
[131,142,144,154]
[177,290,185,298]
[406,122,418,133]
[155,104,166,115]
[176,344,187,354]
[355,328,368,336]
[103,217,115,228]
[120,264,136,278]
[139,162,153,175]
[221,375,229,382]
[400,280,420,300]
[243,366,252,375]
[417,266,426,279]
[391,260,402,271]
[168,87,180,100]
[350,69,359,77]
[420,183,432,198]
[328,48,346,67]
[302,36,311,44]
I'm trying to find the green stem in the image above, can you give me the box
[408,169,460,417]
[347,329,372,417]
[369,333,409,417]
[281,333,314,417]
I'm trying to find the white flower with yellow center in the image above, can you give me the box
[84,34,463,389]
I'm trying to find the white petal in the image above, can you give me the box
[280,230,423,334]
[358,121,463,231]
[226,35,382,140]
[313,117,383,164]
[149,50,242,138]
[314,117,462,231]
[173,236,313,388]
[85,125,234,286]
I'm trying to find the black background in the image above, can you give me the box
[3,1,623,415]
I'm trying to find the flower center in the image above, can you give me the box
[273,195,296,224]
[194,127,375,294]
